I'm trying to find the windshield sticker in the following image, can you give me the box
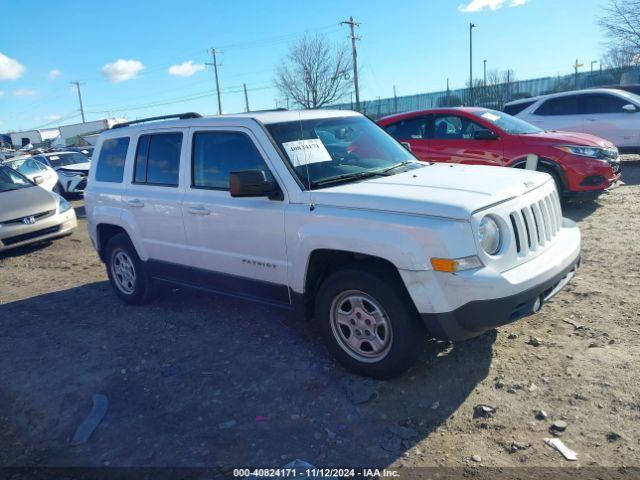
[282,139,332,167]
[481,112,501,122]
[49,155,60,160]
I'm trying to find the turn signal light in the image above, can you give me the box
[431,255,483,273]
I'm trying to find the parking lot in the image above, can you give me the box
[0,162,639,473]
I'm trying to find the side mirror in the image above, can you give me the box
[33,175,45,185]
[229,169,279,198]
[622,103,637,112]
[473,129,499,140]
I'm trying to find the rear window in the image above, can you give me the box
[95,137,130,183]
[133,132,182,186]
[503,101,535,115]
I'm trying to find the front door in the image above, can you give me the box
[181,127,290,305]
[579,93,639,147]
[428,113,504,165]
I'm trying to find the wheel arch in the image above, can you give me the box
[508,156,567,192]
[296,249,411,320]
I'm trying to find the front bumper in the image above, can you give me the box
[420,255,580,341]
[400,217,581,341]
[0,209,77,252]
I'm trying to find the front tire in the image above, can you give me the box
[315,263,425,379]
[105,233,156,305]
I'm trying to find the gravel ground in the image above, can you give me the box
[0,165,639,476]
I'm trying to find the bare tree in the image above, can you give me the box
[599,0,640,59]
[275,35,351,109]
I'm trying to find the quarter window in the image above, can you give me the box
[192,131,269,190]
[134,132,182,186]
[95,137,130,183]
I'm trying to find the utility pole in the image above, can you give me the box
[590,60,598,75]
[573,59,583,88]
[483,59,487,87]
[393,85,398,113]
[206,48,223,115]
[469,23,476,105]
[71,81,85,123]
[341,16,361,112]
[243,83,250,112]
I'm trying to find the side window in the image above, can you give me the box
[580,94,628,114]
[95,137,130,183]
[432,115,487,139]
[192,131,269,190]
[133,132,182,186]
[535,96,579,116]
[383,117,428,139]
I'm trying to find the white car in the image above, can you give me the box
[3,156,59,191]
[504,88,640,149]
[85,110,581,378]
[31,151,90,195]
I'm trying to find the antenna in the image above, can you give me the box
[298,111,315,211]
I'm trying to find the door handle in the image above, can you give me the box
[126,199,144,207]
[187,206,211,215]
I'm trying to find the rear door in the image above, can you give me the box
[427,113,504,165]
[579,93,639,146]
[180,127,290,305]
[123,129,189,272]
[381,116,430,160]
[528,95,582,132]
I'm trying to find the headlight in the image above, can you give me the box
[556,145,604,159]
[53,192,71,213]
[478,216,501,255]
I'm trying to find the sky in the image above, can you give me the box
[0,0,609,133]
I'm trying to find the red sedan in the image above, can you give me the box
[377,107,621,198]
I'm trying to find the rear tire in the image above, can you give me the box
[315,263,425,379]
[105,233,157,305]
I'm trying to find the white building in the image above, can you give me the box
[9,118,126,148]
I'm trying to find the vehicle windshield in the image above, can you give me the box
[475,109,542,134]
[615,89,640,105]
[266,115,422,189]
[0,165,33,192]
[45,152,89,168]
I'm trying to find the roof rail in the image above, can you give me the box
[245,108,288,113]
[111,112,202,129]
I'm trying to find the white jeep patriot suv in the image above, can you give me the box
[86,110,581,378]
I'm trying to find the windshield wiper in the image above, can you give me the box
[377,160,417,175]
[309,170,387,188]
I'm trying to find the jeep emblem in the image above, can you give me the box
[22,216,36,225]
[524,181,535,188]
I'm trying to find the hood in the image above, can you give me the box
[309,163,551,220]
[517,130,615,148]
[0,186,57,223]
[56,162,90,173]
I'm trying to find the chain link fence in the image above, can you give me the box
[328,65,640,119]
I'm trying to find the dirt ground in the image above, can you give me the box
[0,163,639,477]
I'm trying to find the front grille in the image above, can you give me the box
[509,190,562,256]
[74,179,87,191]
[2,225,61,246]
[1,210,55,226]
